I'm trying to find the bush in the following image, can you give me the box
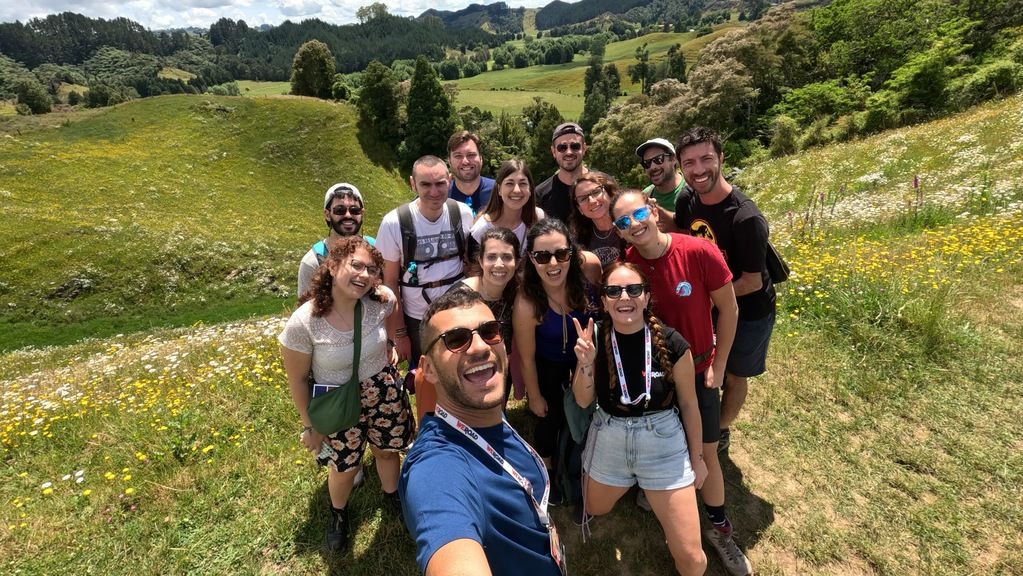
[207,82,240,96]
[14,79,52,114]
[768,114,799,157]
[67,90,82,106]
[15,102,32,116]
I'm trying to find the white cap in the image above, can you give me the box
[635,138,676,157]
[323,183,364,209]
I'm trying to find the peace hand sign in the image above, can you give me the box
[572,316,596,366]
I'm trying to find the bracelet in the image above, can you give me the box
[394,327,408,337]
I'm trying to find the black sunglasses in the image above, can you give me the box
[331,205,364,216]
[602,283,647,299]
[425,320,504,354]
[531,247,573,264]
[640,153,671,169]
[555,142,583,153]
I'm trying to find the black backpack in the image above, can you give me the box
[397,199,468,296]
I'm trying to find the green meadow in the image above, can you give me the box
[2,92,1021,575]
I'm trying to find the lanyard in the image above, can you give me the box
[610,325,652,408]
[434,403,551,525]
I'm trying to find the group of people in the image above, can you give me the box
[278,123,777,576]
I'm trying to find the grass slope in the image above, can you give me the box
[0,94,407,351]
[2,95,1021,576]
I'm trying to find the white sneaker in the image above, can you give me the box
[704,528,753,576]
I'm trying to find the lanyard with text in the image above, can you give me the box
[611,325,652,408]
[434,403,567,574]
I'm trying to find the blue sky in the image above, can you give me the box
[1,0,566,31]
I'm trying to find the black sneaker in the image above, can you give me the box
[325,506,349,552]
[718,428,731,453]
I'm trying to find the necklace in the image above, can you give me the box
[593,226,613,240]
[548,296,570,353]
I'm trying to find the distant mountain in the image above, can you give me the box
[535,0,651,29]
[420,2,524,34]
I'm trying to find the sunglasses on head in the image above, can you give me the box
[555,142,583,153]
[426,320,503,354]
[640,153,671,169]
[602,283,647,299]
[530,247,573,264]
[613,205,653,231]
[348,259,380,276]
[331,205,364,216]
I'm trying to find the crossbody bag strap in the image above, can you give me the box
[348,300,363,385]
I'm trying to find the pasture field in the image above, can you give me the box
[237,80,292,97]
[0,94,408,351]
[1,93,1021,575]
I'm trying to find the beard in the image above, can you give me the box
[331,217,361,236]
[435,352,506,412]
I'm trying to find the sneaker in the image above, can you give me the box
[704,527,753,576]
[718,428,731,454]
[325,506,350,552]
[635,489,652,512]
[352,466,365,489]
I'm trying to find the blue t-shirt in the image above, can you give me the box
[448,177,495,215]
[400,415,561,576]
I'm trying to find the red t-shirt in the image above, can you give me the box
[625,233,732,373]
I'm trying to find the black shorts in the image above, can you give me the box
[727,310,775,378]
[694,372,721,444]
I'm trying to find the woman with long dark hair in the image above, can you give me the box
[279,236,414,551]
[513,218,601,504]
[568,171,624,270]
[414,227,522,420]
[470,159,545,253]
[571,262,707,575]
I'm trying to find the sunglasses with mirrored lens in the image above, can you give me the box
[427,320,504,353]
[602,283,647,299]
[332,205,364,216]
[555,142,583,153]
[640,153,670,169]
[531,248,573,264]
[613,206,653,230]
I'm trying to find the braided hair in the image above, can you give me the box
[600,262,675,395]
[300,236,385,317]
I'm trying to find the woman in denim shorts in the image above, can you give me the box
[571,262,708,575]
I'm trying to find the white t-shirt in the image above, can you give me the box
[469,208,546,255]
[277,288,395,384]
[297,248,321,297]
[376,200,474,319]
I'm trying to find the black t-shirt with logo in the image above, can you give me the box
[593,325,689,417]
[674,184,776,319]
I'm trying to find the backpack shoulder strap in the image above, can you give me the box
[312,239,329,265]
[397,203,416,271]
[446,199,465,258]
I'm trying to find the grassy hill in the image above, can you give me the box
[454,24,743,118]
[0,94,408,351]
[1,94,1021,575]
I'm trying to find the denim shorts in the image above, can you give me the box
[582,407,695,491]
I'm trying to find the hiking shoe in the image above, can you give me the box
[704,527,753,576]
[325,507,350,552]
[636,489,652,512]
[718,428,731,453]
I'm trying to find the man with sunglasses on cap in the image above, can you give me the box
[637,138,685,230]
[297,182,376,297]
[536,122,589,223]
[400,286,565,576]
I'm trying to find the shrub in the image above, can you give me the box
[67,90,82,106]
[14,79,52,114]
[769,114,799,157]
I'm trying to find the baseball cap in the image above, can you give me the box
[635,138,676,157]
[552,122,584,142]
[323,183,364,209]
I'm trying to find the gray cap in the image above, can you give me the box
[323,183,364,209]
[636,138,676,157]
[552,122,584,142]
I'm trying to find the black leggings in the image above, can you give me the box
[533,355,573,460]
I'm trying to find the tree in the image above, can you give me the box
[521,97,564,178]
[665,44,686,82]
[402,56,456,163]
[628,44,655,94]
[14,79,52,114]
[356,3,390,24]
[290,40,336,99]
[357,60,401,149]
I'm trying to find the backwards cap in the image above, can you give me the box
[323,183,364,209]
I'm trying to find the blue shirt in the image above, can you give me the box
[400,415,561,576]
[448,177,495,215]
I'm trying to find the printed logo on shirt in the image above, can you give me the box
[675,280,692,297]
[689,219,716,244]
[643,370,665,379]
[414,230,460,260]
